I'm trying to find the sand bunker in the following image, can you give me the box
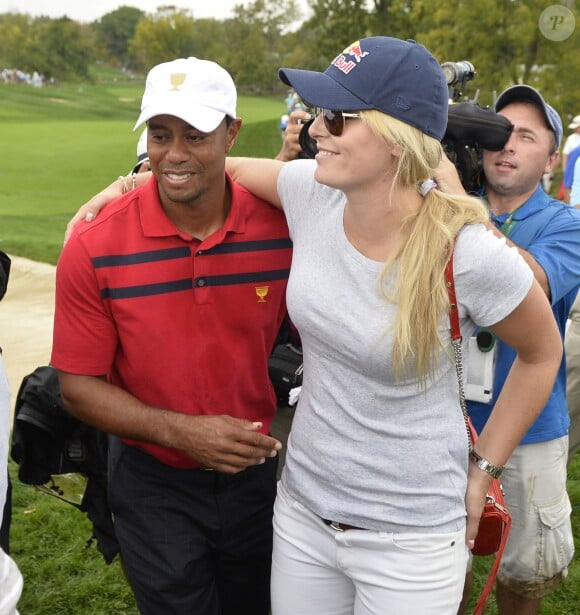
[0,256,56,412]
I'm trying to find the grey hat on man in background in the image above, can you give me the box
[495,85,563,149]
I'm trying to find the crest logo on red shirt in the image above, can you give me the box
[255,286,269,302]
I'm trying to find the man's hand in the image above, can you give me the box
[275,110,312,162]
[434,151,466,195]
[171,413,282,474]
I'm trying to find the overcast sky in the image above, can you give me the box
[4,1,310,23]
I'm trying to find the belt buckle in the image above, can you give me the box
[328,520,345,532]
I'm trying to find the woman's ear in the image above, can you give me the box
[391,143,403,158]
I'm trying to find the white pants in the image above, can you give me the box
[271,482,468,615]
[0,547,22,615]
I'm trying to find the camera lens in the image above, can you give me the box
[476,329,495,352]
[298,119,318,159]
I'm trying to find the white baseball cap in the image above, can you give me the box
[568,115,580,129]
[134,57,237,132]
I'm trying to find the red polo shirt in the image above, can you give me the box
[51,175,291,468]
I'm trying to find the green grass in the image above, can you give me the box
[9,461,138,614]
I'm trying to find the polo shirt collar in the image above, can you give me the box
[138,173,246,241]
[487,184,550,226]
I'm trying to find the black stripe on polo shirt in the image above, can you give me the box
[101,278,192,299]
[101,269,290,299]
[92,247,190,268]
[194,268,290,288]
[197,238,293,255]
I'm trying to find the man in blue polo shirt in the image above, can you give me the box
[464,85,579,615]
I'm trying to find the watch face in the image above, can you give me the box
[470,450,503,478]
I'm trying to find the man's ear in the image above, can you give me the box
[545,148,559,174]
[225,118,242,154]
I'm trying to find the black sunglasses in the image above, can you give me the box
[314,107,362,136]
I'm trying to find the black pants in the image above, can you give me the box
[107,437,277,615]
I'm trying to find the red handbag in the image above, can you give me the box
[445,255,512,615]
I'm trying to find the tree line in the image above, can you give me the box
[0,1,578,118]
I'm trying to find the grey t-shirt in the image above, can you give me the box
[277,160,533,533]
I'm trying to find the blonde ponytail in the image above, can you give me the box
[362,110,488,385]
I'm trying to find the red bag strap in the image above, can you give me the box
[445,256,461,342]
[444,253,511,615]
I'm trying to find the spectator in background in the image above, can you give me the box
[557,114,580,199]
[562,115,580,169]
[463,85,578,615]
[563,142,580,207]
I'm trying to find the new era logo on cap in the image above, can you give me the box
[134,57,237,133]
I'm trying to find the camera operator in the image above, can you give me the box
[444,85,580,615]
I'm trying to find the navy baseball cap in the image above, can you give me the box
[495,85,563,148]
[278,37,448,141]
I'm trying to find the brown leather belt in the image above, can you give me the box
[322,519,366,532]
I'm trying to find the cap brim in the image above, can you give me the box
[569,122,580,129]
[133,103,225,133]
[279,67,370,110]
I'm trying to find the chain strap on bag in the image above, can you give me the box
[445,254,512,615]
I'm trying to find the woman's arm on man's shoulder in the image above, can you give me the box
[226,157,284,209]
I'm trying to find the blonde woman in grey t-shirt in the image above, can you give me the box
[227,37,561,615]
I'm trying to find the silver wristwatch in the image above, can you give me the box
[469,449,504,479]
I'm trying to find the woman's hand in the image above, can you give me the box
[464,460,493,549]
[64,172,152,244]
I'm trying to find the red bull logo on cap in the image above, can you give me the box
[332,41,370,75]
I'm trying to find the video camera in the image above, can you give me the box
[441,61,513,192]
[296,61,513,193]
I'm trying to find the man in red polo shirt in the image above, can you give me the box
[51,57,292,615]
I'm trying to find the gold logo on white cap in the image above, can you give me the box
[255,286,269,302]
[170,73,186,90]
